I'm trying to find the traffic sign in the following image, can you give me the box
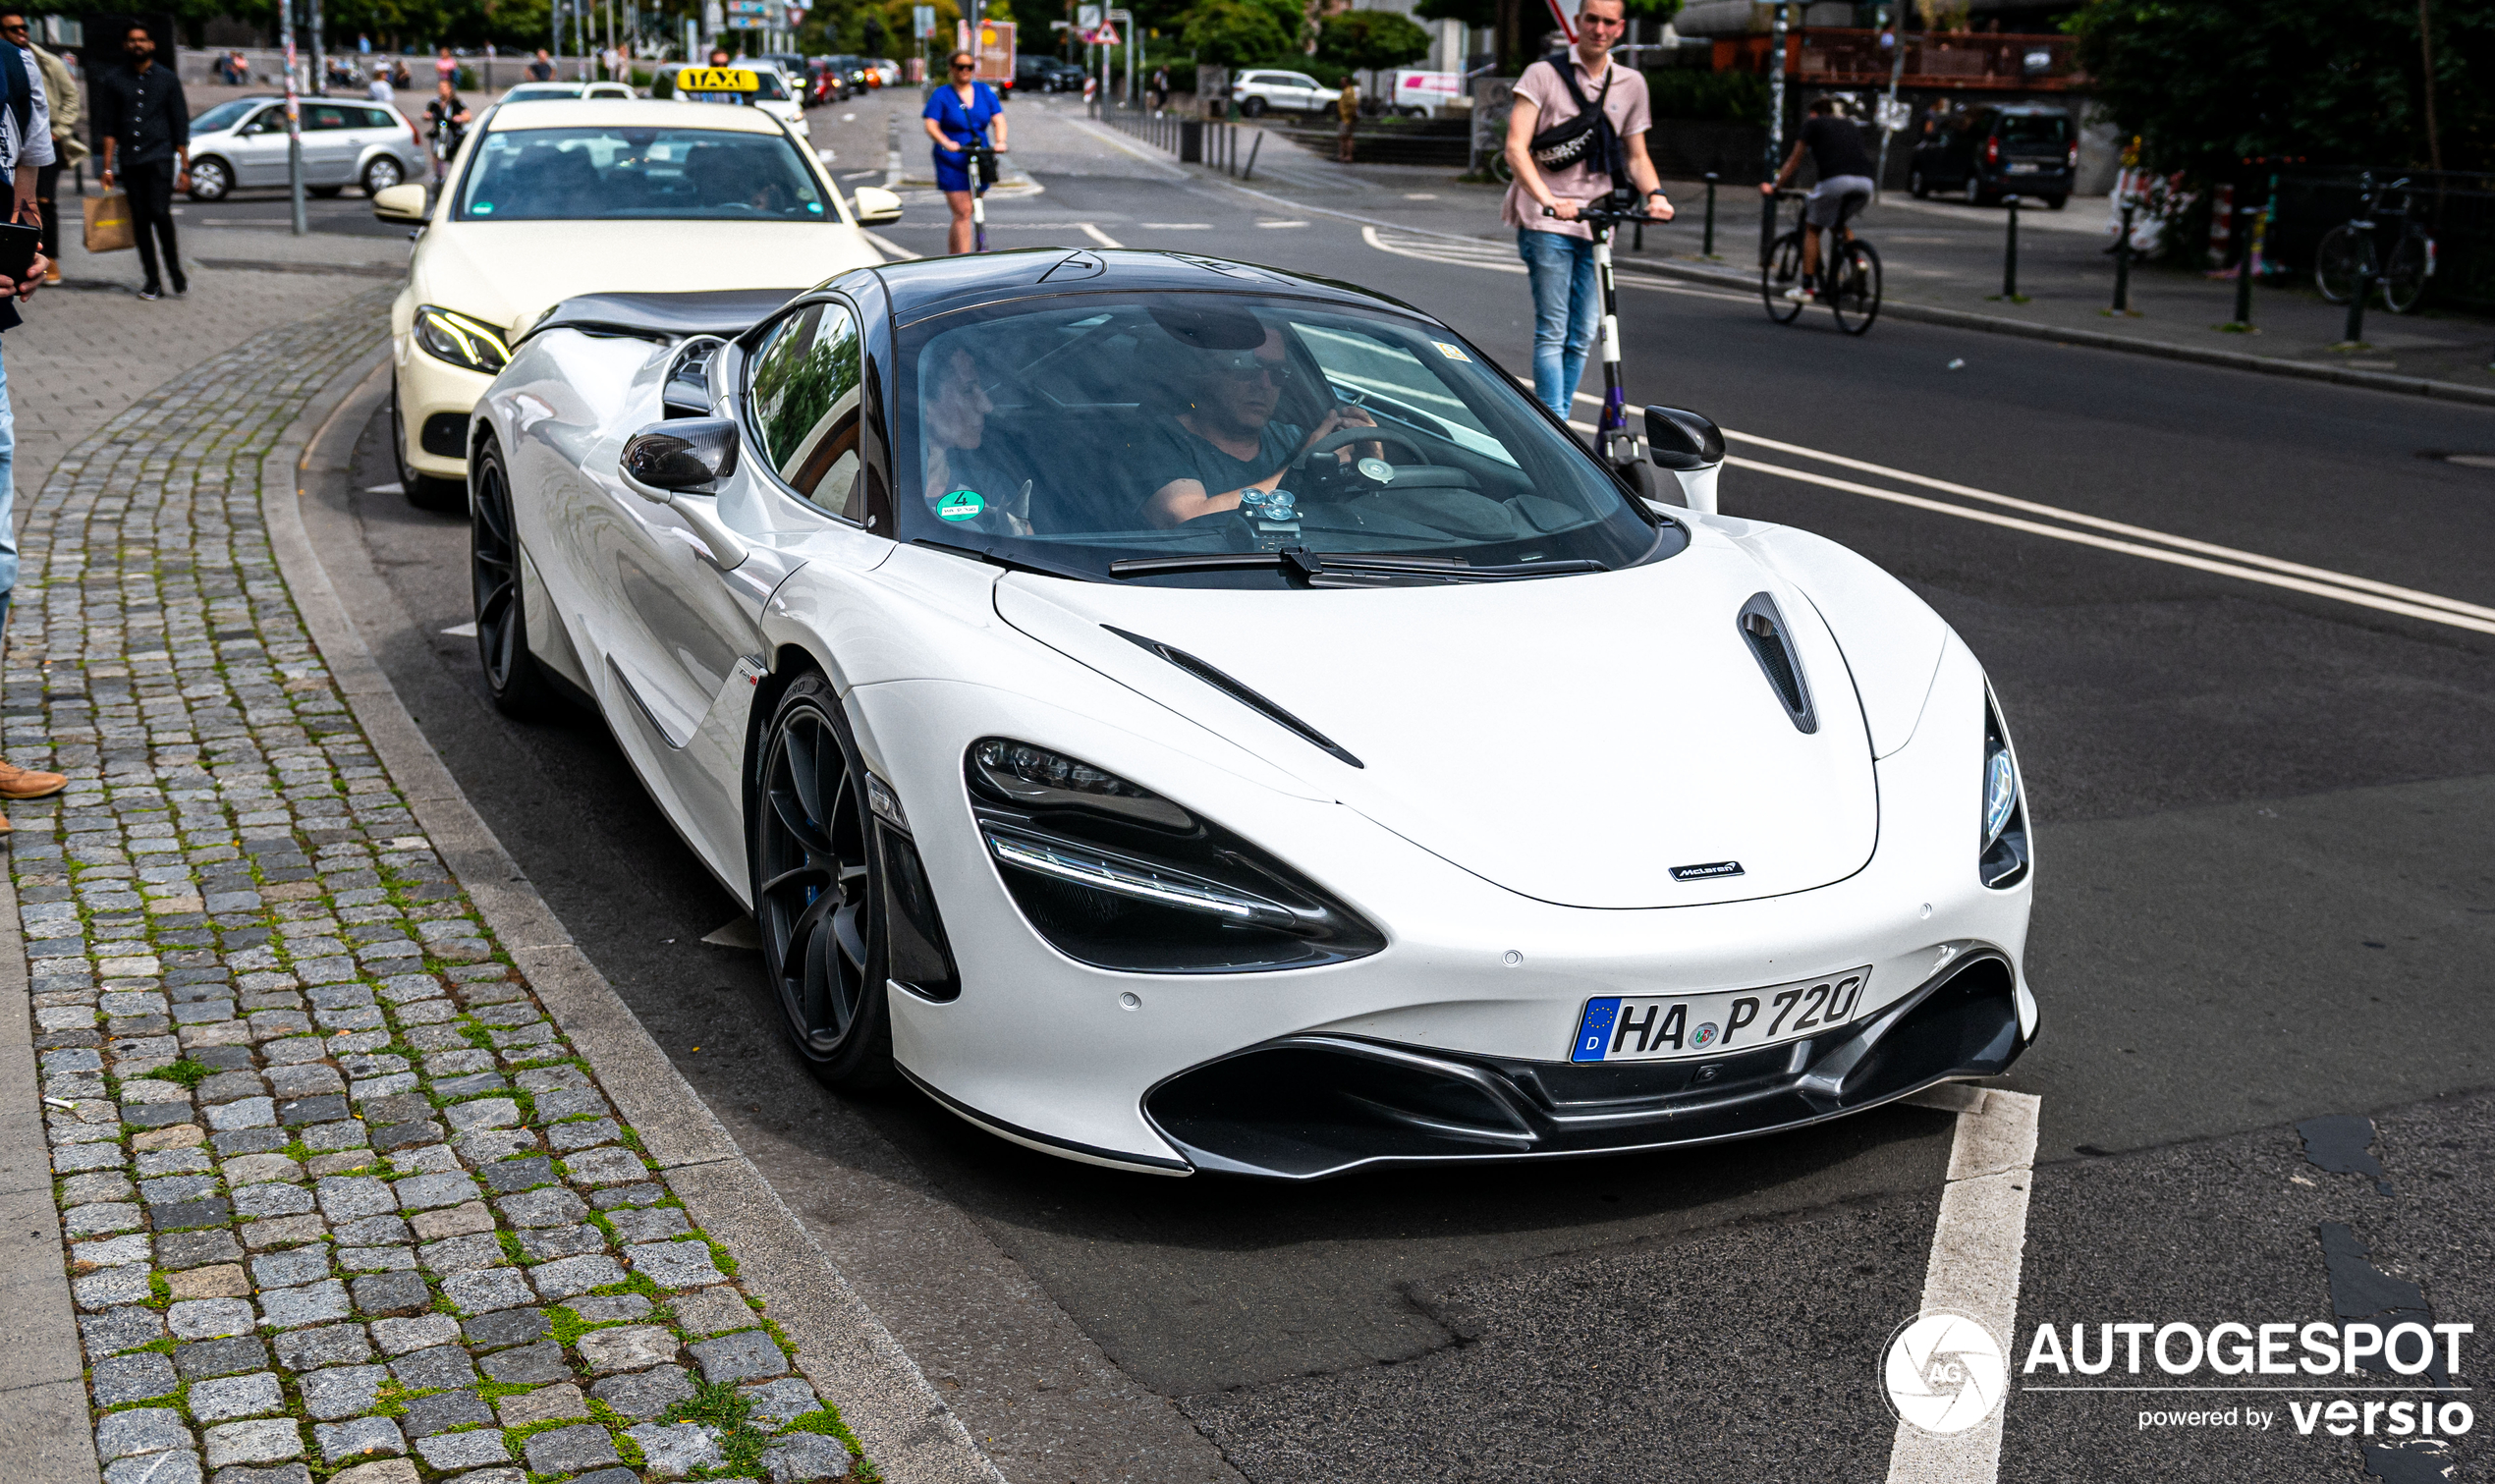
[914,3,935,37]
[1078,4,1101,27]
[1093,21,1118,45]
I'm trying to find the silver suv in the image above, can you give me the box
[185,95,427,201]
[1231,69,1333,119]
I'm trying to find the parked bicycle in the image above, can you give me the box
[1762,187,1882,335]
[2315,172,2433,314]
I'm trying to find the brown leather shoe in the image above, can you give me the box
[0,761,68,799]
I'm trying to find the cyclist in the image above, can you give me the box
[423,79,470,176]
[1760,96,1875,303]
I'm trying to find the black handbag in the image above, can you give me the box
[1525,53,1616,173]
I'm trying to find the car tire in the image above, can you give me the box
[308,185,344,198]
[468,436,558,719]
[1968,174,1992,205]
[1910,167,1928,199]
[1240,95,1266,118]
[390,369,469,513]
[361,155,405,195]
[752,670,897,1090]
[186,157,232,202]
[2042,193,2067,210]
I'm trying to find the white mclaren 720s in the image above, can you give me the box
[464,248,2037,1180]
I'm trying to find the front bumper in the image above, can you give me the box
[1146,949,2028,1179]
[394,333,494,480]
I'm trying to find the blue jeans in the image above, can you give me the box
[1518,227,1599,421]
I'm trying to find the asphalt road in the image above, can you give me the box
[305,94,2495,1483]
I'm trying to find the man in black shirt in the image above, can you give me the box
[93,23,187,299]
[1761,95,1876,302]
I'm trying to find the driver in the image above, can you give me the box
[1140,327,1378,529]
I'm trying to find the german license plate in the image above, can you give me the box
[2007,162,2040,174]
[1571,967,1870,1063]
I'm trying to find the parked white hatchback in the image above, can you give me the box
[1231,69,1334,118]
[184,94,426,201]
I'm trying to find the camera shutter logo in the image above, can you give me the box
[1883,1311,2007,1435]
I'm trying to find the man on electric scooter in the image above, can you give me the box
[1501,0,1673,422]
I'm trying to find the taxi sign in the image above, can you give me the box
[677,66,761,98]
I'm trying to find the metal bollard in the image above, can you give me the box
[2231,221,2254,328]
[2002,194,2022,298]
[1702,172,1718,256]
[1243,132,1262,182]
[2345,239,2372,345]
[2113,204,2133,312]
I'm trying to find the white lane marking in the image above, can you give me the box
[363,481,404,495]
[1887,1084,2040,1484]
[1080,222,1124,249]
[1571,394,2495,634]
[1724,426,2495,625]
[1363,223,1524,276]
[862,229,920,261]
[1256,219,1309,228]
[1137,221,1213,229]
[1731,456,2495,637]
[440,622,478,637]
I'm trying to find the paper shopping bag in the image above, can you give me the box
[83,189,135,253]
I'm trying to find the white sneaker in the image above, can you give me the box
[1781,284,1810,302]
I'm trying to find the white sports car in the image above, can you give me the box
[466,251,2037,1180]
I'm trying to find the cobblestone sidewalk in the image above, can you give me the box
[19,291,867,1482]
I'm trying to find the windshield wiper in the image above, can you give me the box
[1107,550,1606,581]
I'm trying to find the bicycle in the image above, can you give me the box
[1761,187,1882,336]
[2315,172,2433,315]
[1545,193,1670,496]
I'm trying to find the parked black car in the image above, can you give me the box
[1909,104,2076,208]
[1016,55,1083,91]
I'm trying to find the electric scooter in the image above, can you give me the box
[970,136,998,252]
[1545,189,1664,497]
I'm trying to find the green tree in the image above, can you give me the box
[1315,9,1431,72]
[1179,0,1300,66]
[2069,0,2495,176]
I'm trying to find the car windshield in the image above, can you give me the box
[502,83,582,100]
[457,125,827,221]
[194,98,264,133]
[1998,114,2069,144]
[889,292,1673,587]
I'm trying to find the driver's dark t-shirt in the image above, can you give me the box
[1801,114,1876,181]
[1143,418,1306,516]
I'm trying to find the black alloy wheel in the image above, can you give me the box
[753,673,895,1088]
[468,437,555,717]
[390,370,469,512]
[1240,94,1266,117]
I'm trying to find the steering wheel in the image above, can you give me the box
[1288,425,1432,503]
[1293,425,1427,469]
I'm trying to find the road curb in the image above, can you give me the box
[1192,172,2495,410]
[262,353,1005,1484]
[0,815,103,1484]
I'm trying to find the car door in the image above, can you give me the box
[229,106,292,187]
[299,103,359,184]
[593,299,872,876]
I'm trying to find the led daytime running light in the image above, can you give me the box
[984,828,1296,928]
[1982,747,2018,850]
[415,305,511,374]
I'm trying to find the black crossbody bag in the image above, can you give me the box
[1525,53,1621,180]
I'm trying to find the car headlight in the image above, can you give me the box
[967,739,1385,973]
[1979,690,2029,889]
[413,305,510,374]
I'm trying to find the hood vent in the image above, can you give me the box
[1107,626,1363,769]
[1738,593,1817,735]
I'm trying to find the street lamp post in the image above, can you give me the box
[309,0,325,95]
[282,0,307,235]
[1761,0,1787,263]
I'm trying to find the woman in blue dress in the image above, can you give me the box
[922,49,1008,255]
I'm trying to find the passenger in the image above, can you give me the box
[921,347,1032,533]
[1140,327,1378,529]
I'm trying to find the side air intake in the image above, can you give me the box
[1737,592,1817,734]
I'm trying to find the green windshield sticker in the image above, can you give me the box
[473,202,495,214]
[937,489,985,522]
